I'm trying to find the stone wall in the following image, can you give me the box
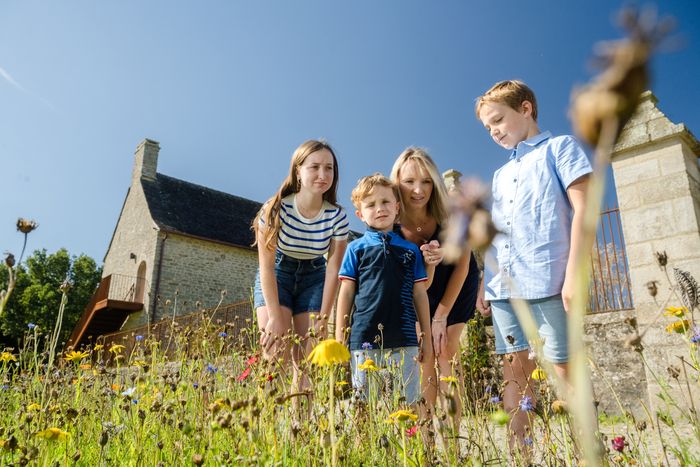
[129,233,258,328]
[102,180,159,316]
[610,91,700,413]
[583,310,647,417]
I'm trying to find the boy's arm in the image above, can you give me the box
[562,175,590,313]
[413,281,433,363]
[335,280,356,344]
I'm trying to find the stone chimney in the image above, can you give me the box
[133,139,160,181]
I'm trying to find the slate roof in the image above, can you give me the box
[141,173,262,248]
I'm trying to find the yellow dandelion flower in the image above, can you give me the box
[79,363,92,370]
[440,376,458,384]
[531,368,547,381]
[358,359,380,372]
[664,306,687,318]
[27,403,41,411]
[665,320,691,334]
[36,427,70,441]
[387,409,418,423]
[109,344,126,354]
[93,344,104,351]
[0,352,17,363]
[335,381,349,387]
[307,339,350,366]
[64,350,90,363]
[132,359,148,367]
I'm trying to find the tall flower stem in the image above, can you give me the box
[329,368,337,467]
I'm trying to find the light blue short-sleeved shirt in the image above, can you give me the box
[484,131,592,300]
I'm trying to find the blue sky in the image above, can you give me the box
[2,1,699,263]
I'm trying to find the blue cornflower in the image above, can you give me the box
[193,383,199,389]
[690,327,700,344]
[1,385,9,391]
[484,384,492,394]
[219,332,228,338]
[489,396,501,404]
[206,364,218,374]
[27,323,36,330]
[135,335,144,342]
[524,437,533,447]
[361,342,372,350]
[132,399,139,404]
[519,395,534,412]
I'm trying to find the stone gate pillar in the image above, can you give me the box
[610,91,700,406]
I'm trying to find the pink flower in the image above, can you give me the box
[406,426,418,437]
[611,435,626,452]
[237,367,252,382]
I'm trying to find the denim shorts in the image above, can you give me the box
[351,347,420,405]
[490,294,569,363]
[253,251,326,315]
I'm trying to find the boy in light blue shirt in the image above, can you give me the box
[475,80,591,455]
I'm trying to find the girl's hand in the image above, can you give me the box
[431,318,447,357]
[260,317,289,357]
[420,240,443,266]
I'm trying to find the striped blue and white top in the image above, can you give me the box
[260,194,350,260]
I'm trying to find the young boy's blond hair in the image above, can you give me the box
[475,79,539,121]
[350,173,400,209]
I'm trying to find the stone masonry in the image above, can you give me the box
[610,91,700,412]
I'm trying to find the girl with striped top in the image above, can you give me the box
[252,140,349,377]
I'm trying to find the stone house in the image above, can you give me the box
[67,139,262,349]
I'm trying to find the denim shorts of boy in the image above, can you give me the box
[351,347,420,404]
[253,250,326,315]
[490,295,568,363]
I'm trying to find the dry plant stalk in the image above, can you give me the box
[566,7,673,465]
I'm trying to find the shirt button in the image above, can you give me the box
[513,178,517,183]
[507,221,511,225]
[505,244,509,248]
[509,200,513,204]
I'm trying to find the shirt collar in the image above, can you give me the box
[365,227,395,239]
[509,131,552,161]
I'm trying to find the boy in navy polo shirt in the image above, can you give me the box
[335,174,433,406]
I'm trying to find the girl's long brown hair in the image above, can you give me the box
[252,140,340,251]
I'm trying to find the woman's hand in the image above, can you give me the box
[476,278,491,317]
[420,240,443,267]
[431,318,447,357]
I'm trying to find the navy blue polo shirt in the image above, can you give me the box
[339,228,427,351]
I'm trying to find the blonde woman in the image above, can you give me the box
[252,140,349,389]
[391,148,479,426]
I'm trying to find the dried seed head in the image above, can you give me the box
[624,333,643,352]
[636,420,647,431]
[645,281,659,298]
[654,251,668,270]
[666,365,680,379]
[4,252,15,268]
[16,218,38,234]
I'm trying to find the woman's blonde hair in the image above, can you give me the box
[253,140,340,251]
[390,147,449,225]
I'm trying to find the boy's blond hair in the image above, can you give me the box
[475,80,538,122]
[351,173,399,209]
